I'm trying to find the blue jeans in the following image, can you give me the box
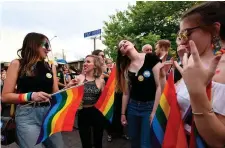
[127,99,154,148]
[15,104,64,148]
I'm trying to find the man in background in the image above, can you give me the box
[142,44,153,53]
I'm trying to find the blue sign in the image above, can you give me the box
[84,29,101,38]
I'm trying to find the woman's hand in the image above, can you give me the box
[31,92,51,102]
[174,40,221,94]
[160,60,173,79]
[121,115,128,126]
[149,112,155,125]
[177,45,188,62]
[66,79,78,88]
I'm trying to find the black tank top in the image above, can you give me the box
[16,60,53,94]
[128,53,161,102]
[82,79,101,105]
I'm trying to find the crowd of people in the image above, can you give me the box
[1,1,225,148]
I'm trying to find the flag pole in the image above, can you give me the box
[51,82,88,96]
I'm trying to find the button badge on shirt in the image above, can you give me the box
[138,75,144,82]
[143,70,151,78]
[46,73,52,79]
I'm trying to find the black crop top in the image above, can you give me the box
[82,80,101,105]
[128,53,161,102]
[16,60,53,94]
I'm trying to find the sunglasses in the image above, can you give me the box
[177,26,201,42]
[41,42,50,50]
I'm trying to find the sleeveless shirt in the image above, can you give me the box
[16,60,53,94]
[82,80,101,105]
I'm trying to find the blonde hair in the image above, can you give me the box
[85,55,102,78]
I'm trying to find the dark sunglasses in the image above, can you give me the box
[177,26,201,42]
[41,42,50,50]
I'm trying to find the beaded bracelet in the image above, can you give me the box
[192,108,214,116]
[18,92,33,102]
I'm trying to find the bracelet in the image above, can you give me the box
[192,108,214,116]
[18,92,33,102]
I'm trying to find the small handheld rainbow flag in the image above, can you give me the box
[95,66,116,122]
[150,72,188,147]
[36,85,84,144]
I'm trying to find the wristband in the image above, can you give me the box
[18,92,33,102]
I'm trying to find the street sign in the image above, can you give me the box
[84,29,101,38]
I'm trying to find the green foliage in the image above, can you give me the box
[103,1,201,61]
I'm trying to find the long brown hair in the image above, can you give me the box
[181,2,225,40]
[85,55,102,78]
[115,46,131,93]
[17,32,49,76]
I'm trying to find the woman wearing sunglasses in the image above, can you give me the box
[116,40,162,148]
[2,32,64,148]
[170,2,225,146]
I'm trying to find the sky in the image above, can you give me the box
[0,0,136,62]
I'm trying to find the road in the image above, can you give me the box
[2,130,130,148]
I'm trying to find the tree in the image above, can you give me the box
[103,1,201,61]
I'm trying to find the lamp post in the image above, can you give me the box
[49,35,57,60]
[50,35,57,41]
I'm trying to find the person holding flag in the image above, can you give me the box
[67,55,106,148]
[2,32,64,148]
[153,2,225,147]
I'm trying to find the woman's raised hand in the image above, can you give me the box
[174,40,221,94]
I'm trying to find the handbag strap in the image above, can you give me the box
[9,104,15,118]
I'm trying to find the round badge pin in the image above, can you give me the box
[138,75,144,82]
[46,73,52,78]
[143,70,151,78]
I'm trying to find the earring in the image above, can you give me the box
[212,36,221,55]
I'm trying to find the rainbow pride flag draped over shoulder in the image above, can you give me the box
[36,85,84,144]
[150,72,188,148]
[95,66,116,122]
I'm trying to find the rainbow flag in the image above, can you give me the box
[95,66,116,122]
[36,85,84,144]
[150,72,188,147]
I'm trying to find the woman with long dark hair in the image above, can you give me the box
[172,2,225,146]
[116,40,162,148]
[2,32,63,148]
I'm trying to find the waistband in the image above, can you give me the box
[20,101,51,107]
[129,99,154,105]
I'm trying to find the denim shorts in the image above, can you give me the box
[15,104,64,148]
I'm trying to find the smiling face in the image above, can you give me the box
[118,40,135,55]
[38,39,51,59]
[83,56,95,73]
